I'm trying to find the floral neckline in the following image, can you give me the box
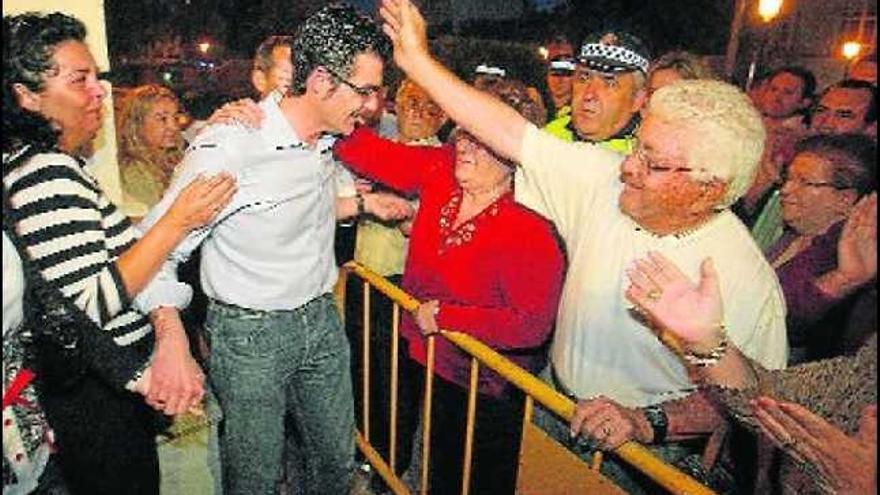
[438,189,510,253]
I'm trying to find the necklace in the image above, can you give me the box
[634,213,719,240]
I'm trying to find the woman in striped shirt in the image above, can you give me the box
[3,12,234,494]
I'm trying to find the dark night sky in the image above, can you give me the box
[105,0,735,59]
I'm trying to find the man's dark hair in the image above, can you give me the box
[253,35,294,73]
[767,66,817,100]
[819,79,877,124]
[291,3,390,96]
[795,133,876,195]
[3,12,86,155]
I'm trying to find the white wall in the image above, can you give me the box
[3,0,123,205]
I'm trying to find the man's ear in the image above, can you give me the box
[631,87,648,113]
[13,83,41,113]
[306,67,335,98]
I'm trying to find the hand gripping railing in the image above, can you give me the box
[341,261,716,495]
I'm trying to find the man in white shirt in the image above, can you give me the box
[136,5,412,494]
[380,1,787,491]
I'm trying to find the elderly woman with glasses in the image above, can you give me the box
[3,12,234,494]
[335,79,564,495]
[769,133,876,363]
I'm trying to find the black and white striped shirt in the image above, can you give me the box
[4,151,151,388]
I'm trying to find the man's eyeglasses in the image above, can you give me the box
[322,65,382,99]
[632,145,696,176]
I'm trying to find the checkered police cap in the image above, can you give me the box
[578,31,651,75]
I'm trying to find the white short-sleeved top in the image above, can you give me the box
[516,124,788,407]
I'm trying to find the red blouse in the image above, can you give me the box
[335,128,565,396]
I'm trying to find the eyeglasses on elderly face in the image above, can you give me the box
[631,145,697,176]
[782,174,853,191]
[321,65,382,99]
[399,97,443,118]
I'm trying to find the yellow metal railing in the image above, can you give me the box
[340,261,715,495]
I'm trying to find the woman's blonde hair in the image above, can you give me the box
[116,84,184,177]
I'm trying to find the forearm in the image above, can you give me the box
[662,390,725,441]
[403,53,527,162]
[693,346,759,391]
[813,269,867,301]
[151,305,189,342]
[116,216,188,297]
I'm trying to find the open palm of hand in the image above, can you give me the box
[625,251,724,351]
[836,192,877,287]
[380,0,429,71]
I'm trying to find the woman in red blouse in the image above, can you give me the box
[335,79,564,495]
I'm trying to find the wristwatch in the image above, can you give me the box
[642,404,668,444]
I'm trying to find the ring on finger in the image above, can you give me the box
[646,289,662,301]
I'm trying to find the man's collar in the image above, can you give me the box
[274,96,336,149]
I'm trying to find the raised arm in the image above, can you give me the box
[335,126,452,194]
[379,0,528,162]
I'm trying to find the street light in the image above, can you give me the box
[538,46,549,60]
[841,40,864,79]
[758,0,783,23]
[746,0,784,90]
[198,41,211,55]
[842,41,862,60]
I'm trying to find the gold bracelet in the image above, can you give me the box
[682,326,729,368]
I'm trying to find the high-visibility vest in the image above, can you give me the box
[543,113,637,155]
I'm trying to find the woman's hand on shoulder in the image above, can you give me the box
[164,172,237,231]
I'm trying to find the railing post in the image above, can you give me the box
[342,262,716,495]
[420,336,436,495]
[362,282,371,443]
[460,358,480,495]
[390,303,400,473]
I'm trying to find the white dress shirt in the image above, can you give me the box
[135,97,344,312]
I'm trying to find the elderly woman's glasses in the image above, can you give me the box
[322,65,382,99]
[782,175,853,191]
[399,98,443,119]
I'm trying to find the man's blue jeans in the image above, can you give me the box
[205,294,354,495]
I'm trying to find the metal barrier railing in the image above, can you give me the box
[340,261,715,495]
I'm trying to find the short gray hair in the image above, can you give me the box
[647,79,765,208]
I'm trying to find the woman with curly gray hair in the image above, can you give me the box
[3,11,234,494]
